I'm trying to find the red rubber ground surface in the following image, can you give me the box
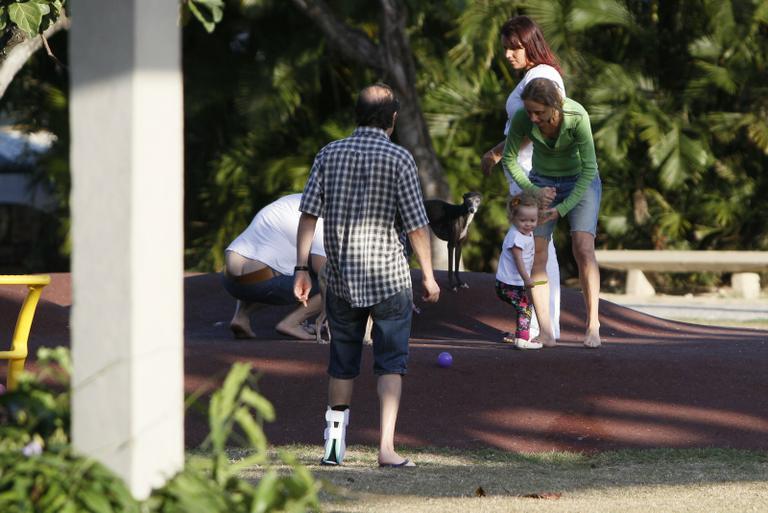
[3,272,767,453]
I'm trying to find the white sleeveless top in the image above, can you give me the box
[502,64,565,193]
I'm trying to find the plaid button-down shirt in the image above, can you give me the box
[300,126,428,307]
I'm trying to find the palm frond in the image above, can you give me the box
[448,0,525,69]
[689,35,722,60]
[567,0,634,32]
[689,61,738,95]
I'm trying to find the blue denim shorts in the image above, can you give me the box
[221,272,318,305]
[326,287,413,379]
[530,172,602,240]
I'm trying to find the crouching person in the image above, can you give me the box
[294,84,440,467]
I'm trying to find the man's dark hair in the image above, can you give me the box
[355,83,400,130]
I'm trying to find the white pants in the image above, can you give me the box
[529,239,561,339]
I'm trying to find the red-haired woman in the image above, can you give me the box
[481,15,564,341]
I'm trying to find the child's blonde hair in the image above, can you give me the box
[506,191,539,222]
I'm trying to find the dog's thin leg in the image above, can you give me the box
[456,243,468,288]
[447,243,456,291]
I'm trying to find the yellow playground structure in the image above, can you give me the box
[0,274,51,391]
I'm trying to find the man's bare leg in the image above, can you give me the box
[530,237,556,347]
[226,250,268,339]
[377,374,413,466]
[230,300,260,338]
[572,231,601,348]
[329,376,354,408]
[276,294,323,340]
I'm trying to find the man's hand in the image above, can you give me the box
[293,271,312,307]
[421,276,440,303]
[295,212,319,307]
[539,208,560,224]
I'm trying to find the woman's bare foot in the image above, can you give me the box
[533,335,557,347]
[583,329,601,348]
[275,320,315,340]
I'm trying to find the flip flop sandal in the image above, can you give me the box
[379,459,415,468]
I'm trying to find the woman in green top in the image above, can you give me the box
[502,77,602,348]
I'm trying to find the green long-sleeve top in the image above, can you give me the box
[501,97,598,217]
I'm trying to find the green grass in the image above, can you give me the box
[238,445,768,513]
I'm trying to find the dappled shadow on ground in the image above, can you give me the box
[2,272,766,453]
[299,451,768,500]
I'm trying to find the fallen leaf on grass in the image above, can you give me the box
[520,492,562,500]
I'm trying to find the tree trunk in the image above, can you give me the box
[289,0,450,201]
[378,0,449,201]
[289,0,451,269]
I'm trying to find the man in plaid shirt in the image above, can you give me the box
[295,83,440,468]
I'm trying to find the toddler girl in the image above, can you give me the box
[495,192,543,350]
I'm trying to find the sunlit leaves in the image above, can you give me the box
[6,1,46,37]
[185,0,225,33]
[448,0,525,69]
[0,0,65,37]
[565,0,634,33]
[746,115,768,154]
[689,35,722,60]
[690,61,737,95]
[601,214,629,237]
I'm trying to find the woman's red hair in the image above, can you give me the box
[500,15,561,75]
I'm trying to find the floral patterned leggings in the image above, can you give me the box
[495,280,532,340]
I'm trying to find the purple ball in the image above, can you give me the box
[437,351,453,368]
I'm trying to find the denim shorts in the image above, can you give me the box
[530,171,602,240]
[221,272,318,305]
[326,287,413,379]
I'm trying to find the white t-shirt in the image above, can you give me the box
[496,225,535,286]
[226,193,325,276]
[503,64,565,193]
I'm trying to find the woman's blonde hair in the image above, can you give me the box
[507,191,539,221]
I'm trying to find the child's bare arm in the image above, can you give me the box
[510,246,533,288]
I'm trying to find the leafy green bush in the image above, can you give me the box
[0,348,321,512]
[0,347,70,453]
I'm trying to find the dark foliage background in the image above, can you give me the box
[3,0,767,290]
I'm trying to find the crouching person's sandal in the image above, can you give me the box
[321,406,349,465]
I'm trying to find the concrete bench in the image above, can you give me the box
[594,250,768,299]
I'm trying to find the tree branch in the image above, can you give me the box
[0,13,71,100]
[290,0,385,71]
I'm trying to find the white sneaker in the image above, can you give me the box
[322,407,349,465]
[514,338,543,350]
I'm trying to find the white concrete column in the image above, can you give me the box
[70,0,184,499]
